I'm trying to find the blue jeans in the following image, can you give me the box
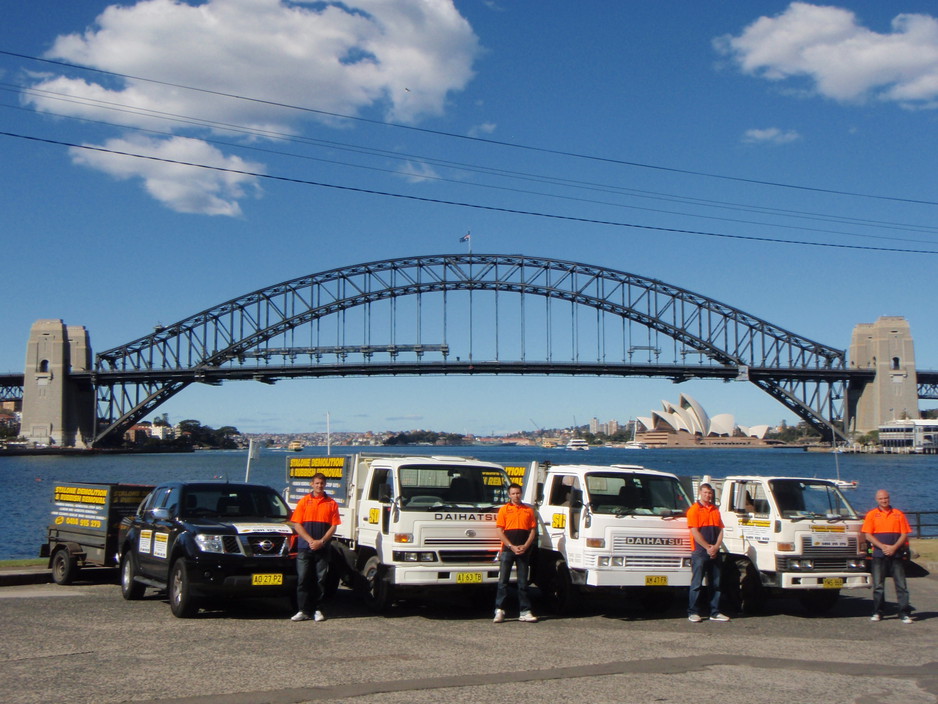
[495,548,532,613]
[871,556,910,616]
[296,549,330,614]
[688,550,721,617]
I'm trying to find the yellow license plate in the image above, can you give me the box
[645,575,668,586]
[822,578,843,589]
[251,573,283,586]
[456,572,483,584]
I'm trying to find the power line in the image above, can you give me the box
[3,128,936,256]
[4,48,938,208]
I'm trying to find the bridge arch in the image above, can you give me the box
[93,254,847,445]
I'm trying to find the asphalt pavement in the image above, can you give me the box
[1,569,936,704]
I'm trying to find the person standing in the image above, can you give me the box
[863,489,913,624]
[289,472,341,622]
[687,482,730,622]
[493,482,538,623]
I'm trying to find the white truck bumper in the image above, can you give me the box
[391,564,502,586]
[584,569,692,588]
[778,571,872,590]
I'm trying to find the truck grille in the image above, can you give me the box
[588,555,684,569]
[800,536,858,558]
[611,536,690,552]
[426,539,501,548]
[438,550,500,564]
[220,534,289,556]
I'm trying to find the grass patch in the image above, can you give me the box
[0,558,46,569]
[910,538,938,564]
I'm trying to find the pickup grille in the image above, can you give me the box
[219,534,289,556]
[438,550,500,564]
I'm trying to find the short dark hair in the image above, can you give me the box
[508,482,523,492]
[699,482,714,492]
[311,472,327,482]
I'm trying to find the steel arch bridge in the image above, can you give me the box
[84,254,861,447]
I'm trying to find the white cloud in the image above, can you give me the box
[468,122,497,137]
[25,0,480,213]
[398,160,440,184]
[716,2,938,107]
[741,127,801,144]
[70,136,264,215]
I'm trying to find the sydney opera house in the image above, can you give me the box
[635,393,771,448]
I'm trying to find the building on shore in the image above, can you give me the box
[636,393,772,448]
[878,419,938,454]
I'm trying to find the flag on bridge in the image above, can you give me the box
[459,232,470,243]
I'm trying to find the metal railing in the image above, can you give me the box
[907,511,938,538]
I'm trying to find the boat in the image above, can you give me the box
[287,441,303,452]
[566,438,589,451]
[622,440,649,450]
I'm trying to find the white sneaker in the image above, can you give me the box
[518,611,538,623]
[290,611,310,622]
[493,609,505,624]
[710,613,731,622]
[688,613,703,623]
[901,615,914,624]
[313,610,325,622]
[870,613,882,622]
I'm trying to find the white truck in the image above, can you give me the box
[520,462,693,613]
[285,453,510,611]
[707,475,872,613]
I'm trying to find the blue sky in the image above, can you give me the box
[2,1,937,435]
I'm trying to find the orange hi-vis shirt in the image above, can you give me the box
[497,502,537,549]
[291,493,341,550]
[862,506,911,558]
[686,501,723,552]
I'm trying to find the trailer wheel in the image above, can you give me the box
[800,589,840,614]
[120,552,145,600]
[169,560,199,618]
[51,548,79,585]
[360,556,392,612]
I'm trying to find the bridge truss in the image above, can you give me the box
[88,254,853,446]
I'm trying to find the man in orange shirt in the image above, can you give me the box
[493,483,538,623]
[687,483,730,623]
[863,489,913,623]
[289,473,341,622]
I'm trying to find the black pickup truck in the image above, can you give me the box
[118,481,296,617]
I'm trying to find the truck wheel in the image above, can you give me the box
[169,560,199,618]
[800,589,839,614]
[545,559,575,614]
[738,560,766,614]
[360,556,392,612]
[51,548,79,585]
[120,552,146,600]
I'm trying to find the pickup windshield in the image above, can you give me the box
[585,472,691,516]
[768,479,858,520]
[398,465,509,511]
[179,486,291,520]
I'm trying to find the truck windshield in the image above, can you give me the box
[180,486,291,520]
[398,465,509,510]
[768,480,858,520]
[585,472,691,516]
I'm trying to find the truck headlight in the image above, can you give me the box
[611,556,625,567]
[394,533,414,543]
[195,534,227,554]
[586,538,605,548]
[392,551,437,562]
[598,556,609,566]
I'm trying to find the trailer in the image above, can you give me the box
[40,482,153,584]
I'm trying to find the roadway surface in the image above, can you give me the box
[2,572,936,704]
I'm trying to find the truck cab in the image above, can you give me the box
[715,475,871,613]
[287,454,510,611]
[523,463,692,612]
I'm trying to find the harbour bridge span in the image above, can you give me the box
[3,254,935,447]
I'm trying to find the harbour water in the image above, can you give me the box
[2,445,937,560]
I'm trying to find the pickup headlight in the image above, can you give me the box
[195,534,227,554]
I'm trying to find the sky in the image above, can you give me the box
[2,0,938,436]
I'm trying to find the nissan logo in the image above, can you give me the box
[465,529,476,538]
[257,539,275,552]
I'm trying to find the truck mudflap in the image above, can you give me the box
[777,572,872,590]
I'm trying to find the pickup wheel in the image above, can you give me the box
[360,556,392,612]
[51,548,79,586]
[545,559,576,614]
[800,588,840,614]
[120,552,146,600]
[169,560,200,618]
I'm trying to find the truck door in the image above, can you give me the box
[543,474,583,552]
[722,480,772,555]
[137,485,181,579]
[358,467,392,551]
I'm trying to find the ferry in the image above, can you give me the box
[287,441,304,452]
[566,438,590,451]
